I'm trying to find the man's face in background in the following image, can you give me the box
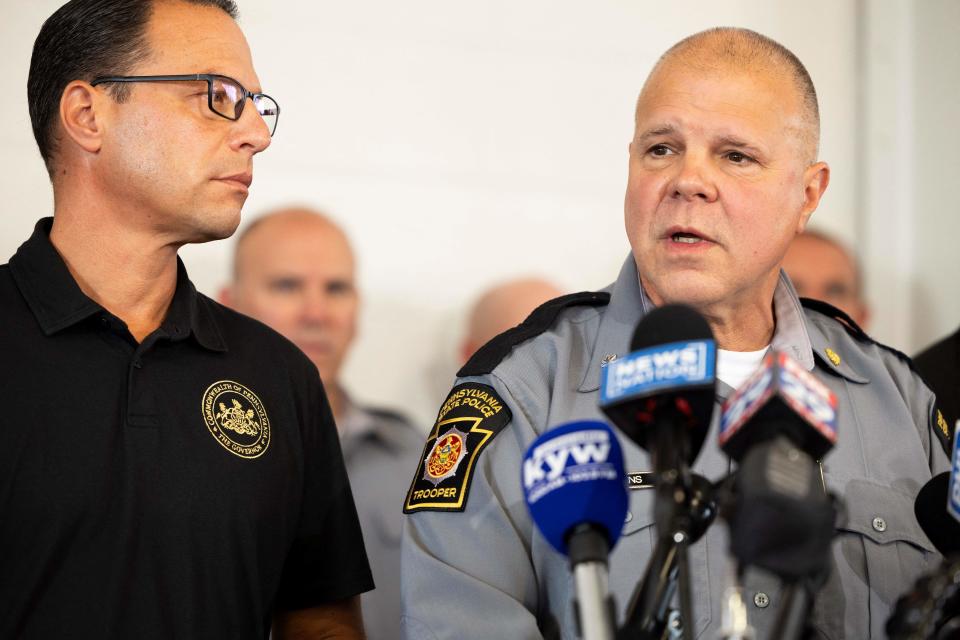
[223,210,359,385]
[782,232,870,328]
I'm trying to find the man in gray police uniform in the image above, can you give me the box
[221,208,425,640]
[400,28,949,640]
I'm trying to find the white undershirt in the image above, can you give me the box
[717,347,770,390]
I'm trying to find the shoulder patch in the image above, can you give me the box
[458,291,611,377]
[403,383,512,513]
[933,407,954,459]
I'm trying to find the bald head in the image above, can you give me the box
[461,278,564,363]
[222,208,359,387]
[232,208,354,281]
[639,27,820,164]
[782,230,869,328]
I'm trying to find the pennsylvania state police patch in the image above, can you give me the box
[404,383,512,513]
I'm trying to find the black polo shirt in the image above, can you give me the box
[0,219,373,639]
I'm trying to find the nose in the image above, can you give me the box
[300,289,331,325]
[671,151,717,202]
[231,98,272,155]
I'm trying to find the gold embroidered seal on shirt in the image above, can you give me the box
[201,380,270,459]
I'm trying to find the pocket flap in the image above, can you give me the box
[837,478,935,552]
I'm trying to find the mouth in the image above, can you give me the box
[215,172,253,190]
[663,226,714,246]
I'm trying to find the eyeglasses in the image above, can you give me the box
[90,73,280,136]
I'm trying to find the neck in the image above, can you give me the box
[50,190,183,343]
[643,275,780,352]
[326,383,347,422]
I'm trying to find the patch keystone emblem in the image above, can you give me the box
[202,380,270,459]
[423,427,469,486]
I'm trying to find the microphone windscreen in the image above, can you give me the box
[599,304,717,462]
[630,303,713,351]
[914,472,960,556]
[521,420,628,556]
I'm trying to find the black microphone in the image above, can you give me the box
[717,349,841,640]
[915,472,960,557]
[599,304,717,476]
[598,304,719,640]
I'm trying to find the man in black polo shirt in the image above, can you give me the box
[0,1,373,638]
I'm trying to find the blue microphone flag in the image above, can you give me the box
[948,418,960,523]
[599,340,716,407]
[521,420,628,556]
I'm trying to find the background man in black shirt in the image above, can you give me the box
[0,1,372,637]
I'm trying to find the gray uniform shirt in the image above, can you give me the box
[401,255,948,640]
[339,397,425,640]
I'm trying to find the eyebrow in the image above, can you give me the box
[634,124,677,143]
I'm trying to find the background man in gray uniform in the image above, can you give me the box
[222,208,424,640]
[401,28,947,639]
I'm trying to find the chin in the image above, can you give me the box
[643,272,726,311]
[188,208,243,243]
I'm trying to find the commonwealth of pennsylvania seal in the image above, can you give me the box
[202,380,270,459]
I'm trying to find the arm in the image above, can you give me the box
[400,376,548,640]
[273,597,365,640]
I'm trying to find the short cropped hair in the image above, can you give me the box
[644,27,820,164]
[28,0,239,176]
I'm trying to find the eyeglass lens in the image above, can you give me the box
[210,77,278,135]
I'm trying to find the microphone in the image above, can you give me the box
[888,420,960,638]
[719,349,838,463]
[522,420,628,640]
[599,304,717,474]
[914,416,960,556]
[717,349,840,640]
[914,472,960,557]
[598,305,718,640]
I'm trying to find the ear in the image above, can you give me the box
[796,161,830,233]
[59,80,106,156]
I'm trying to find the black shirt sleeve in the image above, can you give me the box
[273,372,374,610]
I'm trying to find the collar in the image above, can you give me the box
[9,217,226,352]
[579,255,822,392]
[338,392,410,452]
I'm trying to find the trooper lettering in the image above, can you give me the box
[413,487,458,500]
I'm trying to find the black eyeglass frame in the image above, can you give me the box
[90,73,280,136]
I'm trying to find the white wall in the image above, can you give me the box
[2,1,933,429]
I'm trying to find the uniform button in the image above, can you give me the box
[600,354,618,367]
[872,517,887,532]
[133,359,142,369]
[753,592,770,608]
[100,316,109,326]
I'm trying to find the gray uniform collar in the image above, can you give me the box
[578,254,820,392]
[338,391,416,454]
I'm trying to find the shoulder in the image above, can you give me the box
[356,404,424,447]
[202,294,313,364]
[458,290,610,378]
[802,298,951,454]
[801,298,919,375]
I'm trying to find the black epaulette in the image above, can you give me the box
[800,297,870,342]
[801,296,920,368]
[801,297,955,457]
[457,291,611,377]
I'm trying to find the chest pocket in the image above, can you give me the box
[813,479,936,639]
[611,486,713,638]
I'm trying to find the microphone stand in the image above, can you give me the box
[616,473,716,640]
